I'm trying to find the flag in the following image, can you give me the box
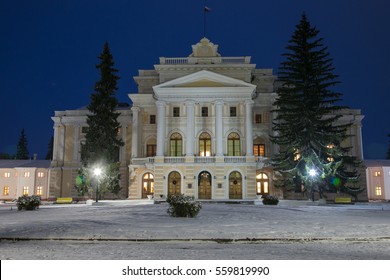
[204,6,211,12]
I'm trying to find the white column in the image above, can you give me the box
[73,125,79,161]
[120,124,127,162]
[215,100,224,156]
[186,100,195,156]
[156,101,166,157]
[131,106,140,158]
[245,100,254,156]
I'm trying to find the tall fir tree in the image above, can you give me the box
[80,42,124,197]
[45,136,54,160]
[16,128,29,159]
[271,14,361,200]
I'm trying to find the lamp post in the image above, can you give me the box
[308,168,317,201]
[93,167,102,203]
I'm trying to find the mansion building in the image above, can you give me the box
[49,38,365,201]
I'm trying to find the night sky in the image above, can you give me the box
[1,0,389,159]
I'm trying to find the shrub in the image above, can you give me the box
[262,194,279,205]
[17,195,41,210]
[166,194,202,218]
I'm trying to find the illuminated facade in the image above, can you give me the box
[50,38,366,200]
[0,160,51,201]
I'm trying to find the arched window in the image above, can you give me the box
[256,172,269,195]
[199,132,211,157]
[170,133,182,157]
[142,173,154,198]
[228,132,240,156]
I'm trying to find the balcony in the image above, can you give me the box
[130,156,270,166]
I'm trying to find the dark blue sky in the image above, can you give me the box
[1,0,389,159]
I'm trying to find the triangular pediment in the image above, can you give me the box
[154,70,255,89]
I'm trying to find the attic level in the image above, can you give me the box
[158,37,251,65]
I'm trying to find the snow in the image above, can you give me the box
[0,200,389,259]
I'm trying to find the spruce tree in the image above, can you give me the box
[45,136,54,160]
[271,14,361,200]
[16,128,29,159]
[80,42,123,197]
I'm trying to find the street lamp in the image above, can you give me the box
[308,168,317,201]
[308,168,317,177]
[93,167,102,203]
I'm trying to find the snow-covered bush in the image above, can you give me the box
[17,195,41,210]
[166,194,202,218]
[262,194,279,205]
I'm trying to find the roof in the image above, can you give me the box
[364,160,390,167]
[0,160,51,169]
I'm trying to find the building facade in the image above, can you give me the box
[365,160,390,200]
[50,38,366,201]
[0,160,51,201]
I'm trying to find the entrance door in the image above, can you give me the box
[168,171,181,196]
[142,173,154,198]
[198,171,212,199]
[229,171,242,199]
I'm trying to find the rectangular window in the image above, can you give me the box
[253,144,265,157]
[36,186,43,196]
[23,186,29,196]
[375,186,382,196]
[374,171,381,177]
[37,172,45,178]
[255,114,262,123]
[173,107,180,117]
[230,107,237,117]
[146,144,157,157]
[150,115,156,124]
[4,172,10,178]
[24,172,30,178]
[201,107,208,117]
[3,186,9,196]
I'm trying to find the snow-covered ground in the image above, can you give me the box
[0,201,389,259]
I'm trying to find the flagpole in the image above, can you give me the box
[203,1,206,38]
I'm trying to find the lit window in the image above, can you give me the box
[201,107,208,117]
[3,186,9,196]
[199,132,211,156]
[150,115,156,124]
[374,171,381,177]
[294,150,301,161]
[24,172,30,178]
[253,144,265,157]
[170,133,182,156]
[230,107,237,117]
[375,186,382,196]
[256,173,269,195]
[37,172,44,178]
[23,186,29,195]
[255,114,262,123]
[36,186,43,196]
[173,107,180,117]
[228,132,240,156]
[4,172,10,178]
[326,144,335,162]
